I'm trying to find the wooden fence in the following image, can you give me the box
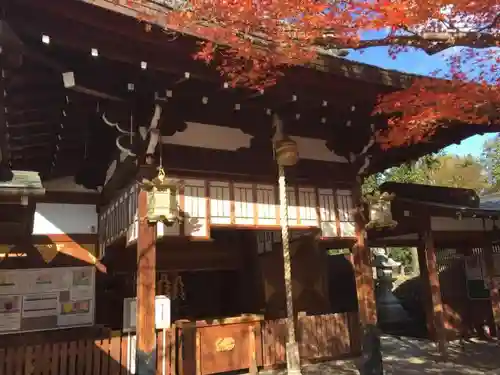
[0,312,360,375]
[261,312,360,368]
[0,329,172,375]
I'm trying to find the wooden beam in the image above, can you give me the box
[62,71,124,101]
[6,6,218,83]
[420,229,447,357]
[136,186,157,375]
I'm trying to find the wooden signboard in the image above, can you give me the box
[99,177,356,247]
[0,266,95,334]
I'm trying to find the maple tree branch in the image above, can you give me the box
[479,12,500,32]
[319,31,500,54]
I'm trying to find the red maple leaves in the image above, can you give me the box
[124,0,499,148]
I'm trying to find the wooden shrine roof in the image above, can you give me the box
[0,0,495,190]
[368,183,500,247]
[380,182,500,219]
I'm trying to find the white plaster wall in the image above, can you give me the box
[33,203,98,235]
[160,122,348,163]
[42,176,97,194]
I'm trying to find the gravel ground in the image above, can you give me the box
[255,335,500,375]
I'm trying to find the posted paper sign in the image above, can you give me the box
[0,295,21,331]
[123,295,171,332]
[0,266,95,334]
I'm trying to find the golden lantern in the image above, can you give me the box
[141,168,179,224]
[366,192,398,229]
[274,137,299,167]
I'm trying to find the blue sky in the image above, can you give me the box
[346,31,497,157]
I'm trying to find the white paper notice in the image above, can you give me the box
[0,295,21,331]
[70,268,93,301]
[70,288,93,301]
[129,299,137,329]
[0,266,95,334]
[0,271,23,295]
[123,296,171,332]
[0,312,21,331]
[29,269,66,293]
[58,313,93,326]
[22,293,59,318]
[58,299,93,326]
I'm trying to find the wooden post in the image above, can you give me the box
[352,187,376,327]
[417,244,436,340]
[421,229,447,356]
[248,324,257,375]
[136,188,157,375]
[481,240,500,337]
[352,184,383,375]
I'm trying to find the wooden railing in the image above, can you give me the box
[0,313,360,375]
[0,329,172,375]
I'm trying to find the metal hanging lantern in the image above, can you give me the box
[274,137,299,167]
[142,168,179,223]
[366,192,398,229]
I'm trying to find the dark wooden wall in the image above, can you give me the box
[437,249,494,339]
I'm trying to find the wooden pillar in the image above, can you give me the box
[417,245,435,340]
[352,184,383,375]
[352,187,376,327]
[482,240,500,337]
[420,229,447,356]
[136,188,157,375]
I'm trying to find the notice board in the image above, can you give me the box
[122,295,171,333]
[0,266,95,334]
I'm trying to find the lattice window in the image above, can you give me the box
[435,248,463,273]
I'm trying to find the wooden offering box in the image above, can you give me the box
[177,314,263,375]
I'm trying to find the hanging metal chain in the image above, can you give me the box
[279,164,296,345]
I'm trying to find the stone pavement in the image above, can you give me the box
[260,335,500,375]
